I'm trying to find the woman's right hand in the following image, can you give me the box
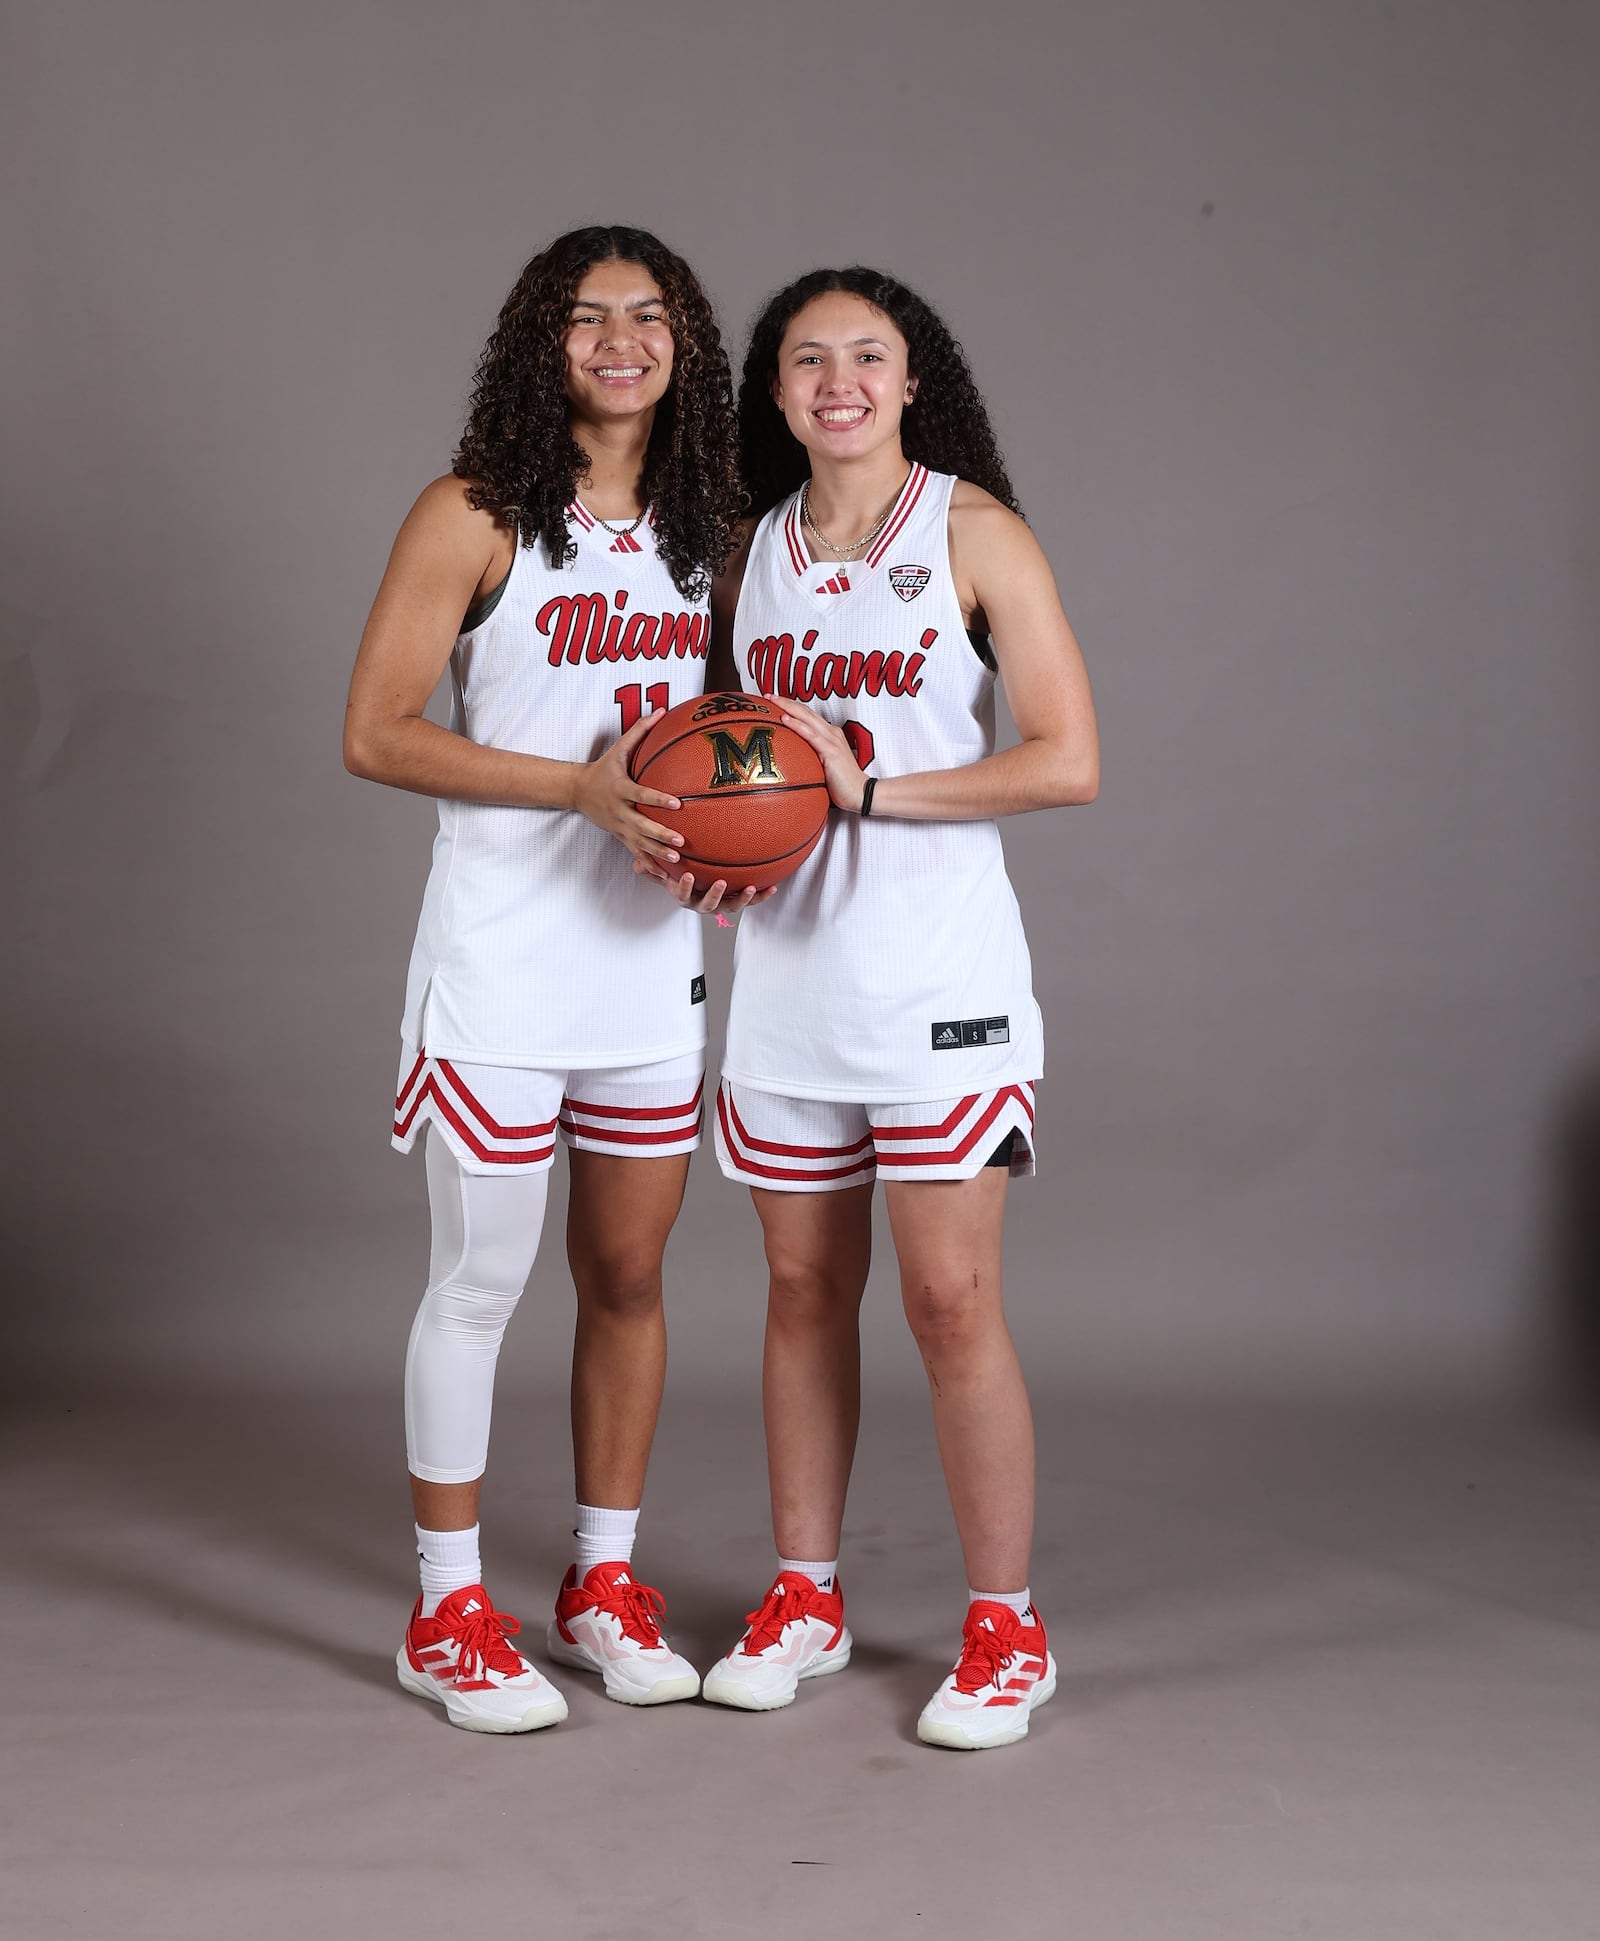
[572,713,685,865]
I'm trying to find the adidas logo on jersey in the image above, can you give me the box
[932,1016,1011,1050]
[889,564,931,602]
[609,532,644,554]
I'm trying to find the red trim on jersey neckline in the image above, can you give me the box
[865,463,929,567]
[570,499,653,541]
[782,499,808,575]
[781,464,929,586]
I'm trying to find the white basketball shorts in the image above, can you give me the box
[714,1079,1037,1191]
[393,1045,704,1174]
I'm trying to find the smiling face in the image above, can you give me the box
[772,291,917,464]
[562,257,676,426]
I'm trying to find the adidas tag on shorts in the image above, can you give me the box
[714,1080,1037,1191]
[394,1045,704,1173]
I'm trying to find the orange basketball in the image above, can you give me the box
[630,692,830,890]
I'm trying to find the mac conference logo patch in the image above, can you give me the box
[888,564,931,602]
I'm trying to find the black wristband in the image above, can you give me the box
[859,777,877,818]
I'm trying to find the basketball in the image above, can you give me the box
[630,692,830,890]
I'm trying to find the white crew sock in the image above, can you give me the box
[574,1502,639,1575]
[779,1557,838,1595]
[969,1585,1032,1619]
[416,1523,483,1618]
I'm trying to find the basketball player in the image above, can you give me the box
[661,267,1099,1748]
[344,228,746,1731]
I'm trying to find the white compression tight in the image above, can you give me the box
[404,1132,549,1485]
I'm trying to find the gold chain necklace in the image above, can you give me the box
[799,471,908,558]
[589,504,649,537]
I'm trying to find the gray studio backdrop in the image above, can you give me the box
[3,0,1596,1401]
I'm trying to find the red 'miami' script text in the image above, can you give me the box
[745,629,931,701]
[537,590,709,668]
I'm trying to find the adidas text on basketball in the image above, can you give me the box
[701,1571,852,1711]
[916,1601,1056,1750]
[546,1562,700,1705]
[397,1585,568,1733]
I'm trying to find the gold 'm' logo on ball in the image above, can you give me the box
[705,726,784,788]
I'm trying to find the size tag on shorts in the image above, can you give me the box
[931,1015,1009,1050]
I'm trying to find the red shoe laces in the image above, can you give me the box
[742,1578,819,1654]
[448,1599,526,1680]
[595,1576,668,1646]
[953,1610,1022,1694]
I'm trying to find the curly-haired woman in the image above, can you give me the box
[675,267,1099,1748]
[345,226,745,1732]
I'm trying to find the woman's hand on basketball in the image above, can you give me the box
[632,856,776,914]
[768,697,868,813]
[572,713,685,864]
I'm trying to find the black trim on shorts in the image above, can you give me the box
[984,1129,1018,1168]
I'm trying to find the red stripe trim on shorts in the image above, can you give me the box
[722,1085,875,1160]
[872,1082,1035,1144]
[559,1108,703,1147]
[396,1077,556,1165]
[872,1087,1029,1168]
[560,1081,704,1123]
[434,1060,561,1141]
[871,1094,982,1141]
[717,1089,876,1183]
[396,1050,428,1113]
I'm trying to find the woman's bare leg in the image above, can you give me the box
[750,1183,874,1559]
[884,1170,1034,1591]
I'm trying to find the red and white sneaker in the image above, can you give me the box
[700,1571,852,1711]
[917,1601,1056,1749]
[397,1585,568,1734]
[546,1562,701,1705]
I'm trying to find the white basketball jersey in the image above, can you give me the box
[724,466,1043,1101]
[402,503,709,1068]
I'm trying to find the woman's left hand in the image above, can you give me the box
[633,856,776,914]
[770,696,867,813]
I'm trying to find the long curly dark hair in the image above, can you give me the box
[738,266,1020,520]
[453,226,742,599]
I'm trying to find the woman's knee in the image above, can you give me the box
[764,1244,865,1327]
[901,1276,995,1355]
[572,1242,666,1322]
